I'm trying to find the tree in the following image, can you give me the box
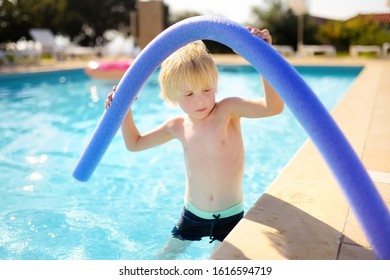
[167,10,233,53]
[250,0,319,49]
[0,0,68,43]
[317,16,390,51]
[0,0,137,46]
[168,11,201,25]
[65,0,137,45]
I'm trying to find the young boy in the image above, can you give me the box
[105,26,284,254]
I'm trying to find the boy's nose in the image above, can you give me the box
[194,93,205,105]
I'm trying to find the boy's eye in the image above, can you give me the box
[185,92,193,97]
[203,88,211,93]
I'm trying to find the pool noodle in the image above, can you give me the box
[72,16,390,259]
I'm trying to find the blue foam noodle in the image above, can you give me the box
[72,16,390,259]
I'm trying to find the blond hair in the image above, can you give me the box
[158,40,218,106]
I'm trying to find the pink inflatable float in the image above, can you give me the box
[84,60,133,80]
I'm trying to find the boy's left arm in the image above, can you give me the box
[225,26,284,118]
[261,77,284,116]
[251,27,284,116]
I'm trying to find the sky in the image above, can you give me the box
[163,0,390,23]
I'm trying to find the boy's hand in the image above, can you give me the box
[246,26,272,45]
[104,85,116,109]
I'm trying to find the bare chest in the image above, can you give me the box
[179,117,242,157]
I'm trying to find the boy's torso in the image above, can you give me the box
[171,101,245,212]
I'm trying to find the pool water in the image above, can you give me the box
[0,65,362,260]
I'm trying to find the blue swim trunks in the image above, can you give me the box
[171,200,244,243]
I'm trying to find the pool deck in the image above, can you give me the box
[1,55,389,260]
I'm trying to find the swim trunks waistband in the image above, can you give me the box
[184,198,244,220]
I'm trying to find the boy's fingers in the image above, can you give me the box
[259,29,272,44]
[105,88,116,109]
[246,26,272,44]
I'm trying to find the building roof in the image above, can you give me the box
[309,13,390,25]
[353,13,390,24]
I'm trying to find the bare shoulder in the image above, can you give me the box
[218,97,270,119]
[219,97,246,107]
[163,116,184,133]
[165,115,184,126]
[217,97,248,115]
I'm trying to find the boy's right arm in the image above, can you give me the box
[105,87,177,151]
[120,110,176,151]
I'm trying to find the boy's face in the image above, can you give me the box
[177,85,216,120]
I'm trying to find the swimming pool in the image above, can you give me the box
[0,65,362,260]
